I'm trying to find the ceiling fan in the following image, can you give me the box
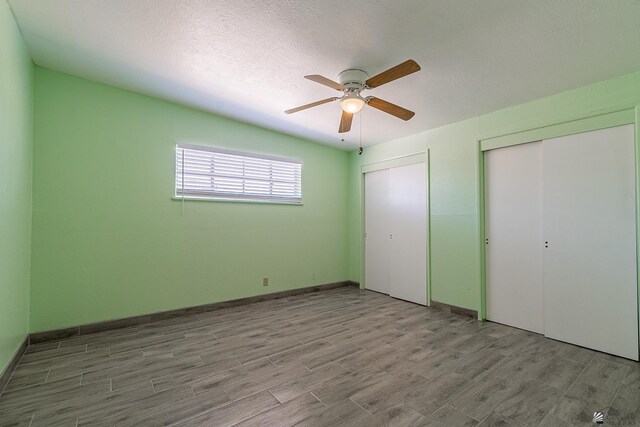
[285,59,421,133]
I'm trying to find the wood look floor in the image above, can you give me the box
[1,287,639,427]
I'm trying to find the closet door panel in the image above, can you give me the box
[365,169,391,294]
[389,163,427,305]
[543,124,638,360]
[485,142,544,333]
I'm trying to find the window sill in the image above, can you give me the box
[171,196,303,206]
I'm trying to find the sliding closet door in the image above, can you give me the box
[389,163,427,305]
[485,142,544,333]
[543,124,638,360]
[365,169,391,294]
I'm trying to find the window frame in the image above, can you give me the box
[173,143,303,205]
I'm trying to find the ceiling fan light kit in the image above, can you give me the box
[338,69,368,113]
[285,59,421,134]
[340,94,365,113]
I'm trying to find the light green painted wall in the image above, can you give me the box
[349,70,640,312]
[31,67,350,332]
[0,0,33,372]
[26,58,640,330]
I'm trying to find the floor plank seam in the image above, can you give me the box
[348,396,374,415]
[309,391,328,407]
[603,363,632,420]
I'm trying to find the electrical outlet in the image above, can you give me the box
[262,277,269,286]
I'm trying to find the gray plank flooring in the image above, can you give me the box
[0,287,638,426]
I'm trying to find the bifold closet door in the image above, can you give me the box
[485,142,544,333]
[365,169,391,294]
[543,124,638,360]
[389,163,427,305]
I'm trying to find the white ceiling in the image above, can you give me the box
[7,0,640,149]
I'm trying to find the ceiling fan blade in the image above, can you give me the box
[285,97,338,114]
[367,97,415,121]
[305,75,347,91]
[338,111,353,133]
[365,59,421,88]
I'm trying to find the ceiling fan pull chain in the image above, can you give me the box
[358,107,363,155]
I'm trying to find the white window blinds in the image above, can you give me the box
[175,144,302,203]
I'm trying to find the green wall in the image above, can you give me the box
[31,68,350,332]
[349,70,640,312]
[20,39,640,333]
[0,1,33,373]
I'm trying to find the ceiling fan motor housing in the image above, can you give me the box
[338,69,369,91]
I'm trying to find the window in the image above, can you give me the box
[175,144,302,203]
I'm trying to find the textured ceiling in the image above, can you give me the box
[7,0,640,149]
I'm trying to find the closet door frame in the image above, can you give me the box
[360,151,431,305]
[477,107,640,358]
